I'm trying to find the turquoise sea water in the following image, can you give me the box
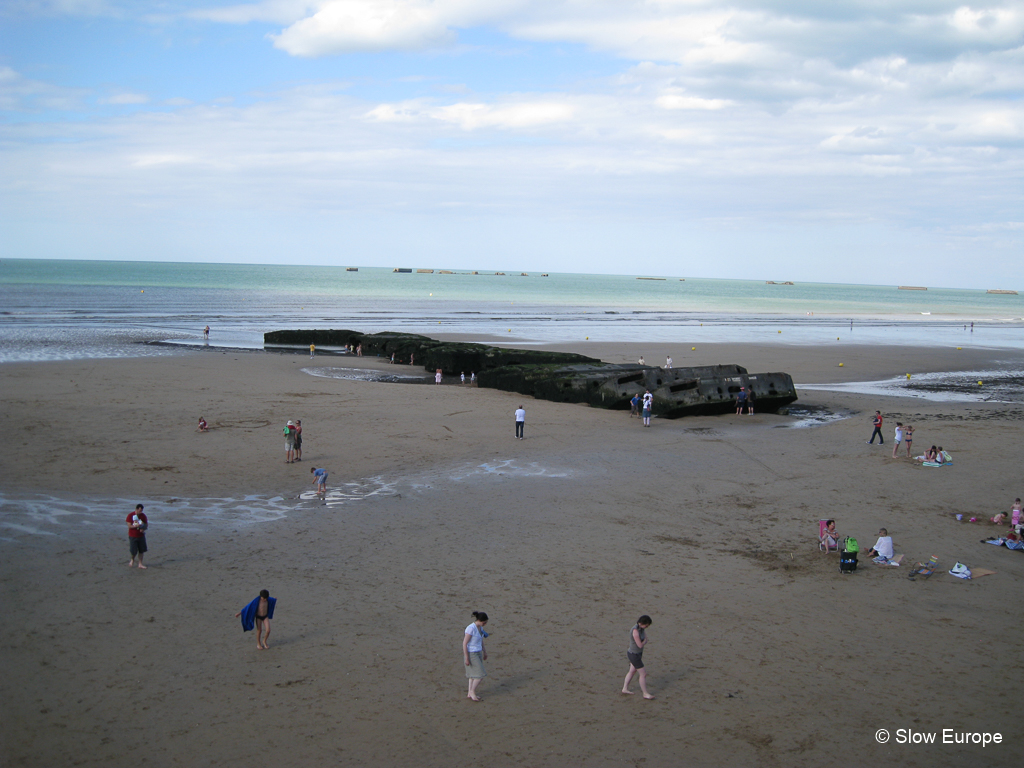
[2,259,1022,362]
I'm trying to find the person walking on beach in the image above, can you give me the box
[515,405,526,439]
[284,420,296,463]
[204,325,210,340]
[642,391,653,427]
[622,615,654,699]
[311,466,328,498]
[868,411,884,444]
[235,589,276,650]
[892,422,904,458]
[463,611,489,701]
[126,504,148,569]
[460,371,466,385]
[293,419,302,461]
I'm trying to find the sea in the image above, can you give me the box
[2,258,1023,364]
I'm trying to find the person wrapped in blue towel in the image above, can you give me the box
[235,589,276,650]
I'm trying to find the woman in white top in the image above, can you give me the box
[892,422,903,459]
[463,611,489,701]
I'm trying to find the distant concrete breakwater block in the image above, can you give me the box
[264,329,797,418]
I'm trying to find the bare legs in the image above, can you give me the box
[256,617,271,649]
[622,664,654,699]
[129,552,146,569]
[467,677,482,701]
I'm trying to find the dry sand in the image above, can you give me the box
[2,342,1023,767]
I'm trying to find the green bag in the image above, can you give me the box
[844,536,859,553]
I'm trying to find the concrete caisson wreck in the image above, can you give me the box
[263,330,797,418]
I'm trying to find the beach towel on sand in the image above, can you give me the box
[239,596,277,632]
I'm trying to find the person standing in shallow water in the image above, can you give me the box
[463,611,489,701]
[622,615,654,699]
[127,504,148,569]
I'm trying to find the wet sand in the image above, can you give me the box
[1,342,1022,767]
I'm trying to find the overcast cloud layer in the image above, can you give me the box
[1,1,1022,287]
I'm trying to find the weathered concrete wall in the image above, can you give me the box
[264,330,797,418]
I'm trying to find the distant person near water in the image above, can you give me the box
[127,504,148,569]
[309,343,315,359]
[621,615,654,699]
[235,589,276,650]
[868,411,884,444]
[204,325,209,340]
[293,419,302,461]
[463,611,489,701]
[515,405,526,439]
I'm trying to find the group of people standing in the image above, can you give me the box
[283,419,303,463]
[629,391,654,426]
[868,411,952,464]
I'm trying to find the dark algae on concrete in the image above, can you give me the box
[264,330,797,418]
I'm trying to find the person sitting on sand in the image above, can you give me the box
[197,417,208,432]
[916,445,937,463]
[235,589,275,650]
[992,498,1021,526]
[820,519,839,552]
[311,467,328,497]
[865,528,894,560]
[937,447,952,464]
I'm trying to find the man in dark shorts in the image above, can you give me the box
[126,504,148,569]
[735,386,748,415]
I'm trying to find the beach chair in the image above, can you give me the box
[907,555,939,581]
[819,520,839,553]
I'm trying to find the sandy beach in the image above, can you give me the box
[2,341,1022,767]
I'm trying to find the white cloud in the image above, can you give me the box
[655,92,731,110]
[367,97,575,129]
[100,92,149,105]
[0,66,89,111]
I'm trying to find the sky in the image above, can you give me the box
[1,1,1022,288]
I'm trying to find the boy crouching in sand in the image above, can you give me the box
[311,467,328,498]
